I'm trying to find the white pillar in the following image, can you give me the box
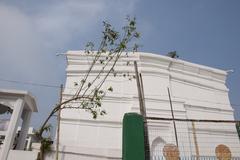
[16,111,32,150]
[26,136,32,150]
[0,99,24,160]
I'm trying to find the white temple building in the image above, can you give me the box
[0,89,38,160]
[53,51,239,160]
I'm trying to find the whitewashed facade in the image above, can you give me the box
[55,51,240,160]
[0,89,38,160]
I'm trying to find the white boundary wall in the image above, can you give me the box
[55,51,240,159]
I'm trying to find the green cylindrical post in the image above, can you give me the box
[122,113,145,160]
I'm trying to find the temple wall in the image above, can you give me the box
[57,51,239,159]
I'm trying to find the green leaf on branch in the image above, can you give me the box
[100,110,106,115]
[91,110,97,119]
[96,101,101,107]
[120,42,126,49]
[134,32,140,38]
[108,86,113,92]
[99,90,104,94]
[81,79,86,84]
[100,59,104,64]
[88,82,92,88]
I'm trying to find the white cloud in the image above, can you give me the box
[0,4,45,79]
[0,0,140,82]
[0,1,105,82]
[0,0,139,126]
[33,1,106,47]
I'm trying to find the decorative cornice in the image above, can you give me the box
[66,51,228,91]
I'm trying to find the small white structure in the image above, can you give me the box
[0,89,38,160]
[55,51,239,160]
[16,127,38,151]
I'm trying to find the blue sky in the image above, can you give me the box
[0,0,240,128]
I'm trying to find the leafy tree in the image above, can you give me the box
[36,16,140,160]
[166,51,179,58]
[236,122,240,139]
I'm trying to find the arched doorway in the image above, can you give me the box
[151,137,166,159]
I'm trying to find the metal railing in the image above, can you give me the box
[146,117,240,160]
